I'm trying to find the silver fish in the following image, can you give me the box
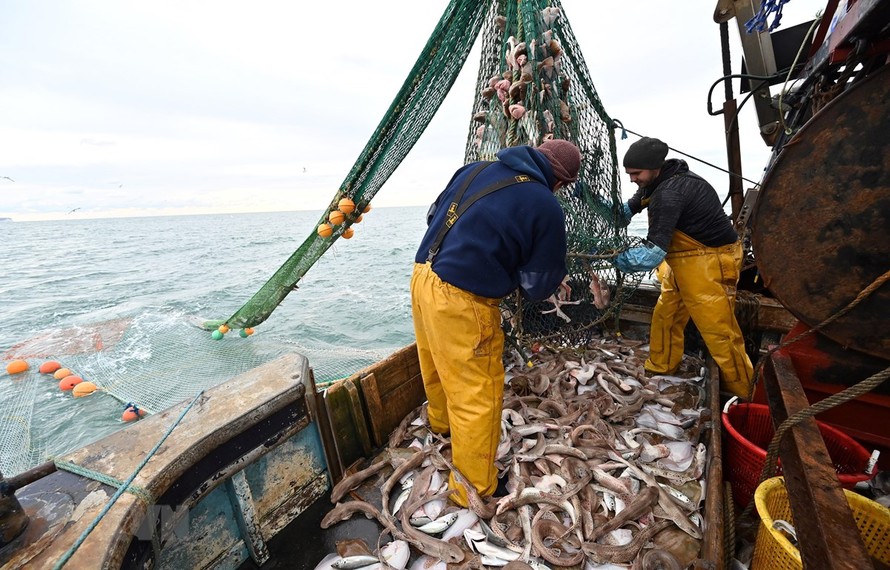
[331,555,379,570]
[409,515,432,527]
[773,519,798,545]
[463,529,521,561]
[660,483,694,507]
[415,512,458,534]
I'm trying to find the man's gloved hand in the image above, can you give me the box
[614,240,667,273]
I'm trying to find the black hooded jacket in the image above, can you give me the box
[627,159,738,250]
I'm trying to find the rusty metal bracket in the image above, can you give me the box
[735,187,760,230]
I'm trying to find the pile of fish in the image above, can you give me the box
[317,337,711,570]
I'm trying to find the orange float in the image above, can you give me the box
[342,227,355,239]
[122,405,147,422]
[54,368,73,380]
[59,375,83,391]
[362,203,372,213]
[338,198,356,214]
[218,324,230,334]
[6,360,29,375]
[72,381,97,398]
[317,223,333,238]
[39,360,62,374]
[328,210,345,225]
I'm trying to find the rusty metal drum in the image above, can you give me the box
[752,64,890,360]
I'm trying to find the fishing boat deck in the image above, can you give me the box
[239,488,384,570]
[238,327,728,569]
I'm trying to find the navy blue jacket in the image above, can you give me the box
[415,146,567,300]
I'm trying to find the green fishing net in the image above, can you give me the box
[207,0,643,350]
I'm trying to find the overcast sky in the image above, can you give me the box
[0,1,825,221]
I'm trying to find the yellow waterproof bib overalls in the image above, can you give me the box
[410,163,534,506]
[645,230,754,398]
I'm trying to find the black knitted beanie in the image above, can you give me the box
[623,137,669,169]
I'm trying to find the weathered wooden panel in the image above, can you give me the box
[302,368,342,484]
[158,483,245,569]
[244,426,327,530]
[349,345,425,448]
[360,370,426,448]
[361,344,422,396]
[323,378,372,474]
[763,351,874,569]
[698,360,725,569]
[360,373,386,448]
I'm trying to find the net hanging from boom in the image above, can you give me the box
[206,0,643,350]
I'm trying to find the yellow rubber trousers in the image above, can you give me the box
[645,231,754,398]
[410,262,504,506]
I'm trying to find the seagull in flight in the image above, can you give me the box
[0,176,13,182]
[67,207,81,214]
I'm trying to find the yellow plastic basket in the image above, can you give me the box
[752,477,890,569]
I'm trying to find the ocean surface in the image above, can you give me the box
[0,207,647,476]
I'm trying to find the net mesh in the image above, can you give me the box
[0,313,394,477]
[464,1,642,350]
[207,0,643,348]
[205,0,493,331]
[2,0,646,477]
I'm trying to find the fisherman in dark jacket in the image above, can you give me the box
[612,136,753,398]
[411,139,581,506]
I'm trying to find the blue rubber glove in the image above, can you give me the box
[615,241,667,273]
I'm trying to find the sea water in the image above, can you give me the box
[0,207,647,476]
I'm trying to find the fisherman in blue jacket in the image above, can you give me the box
[411,139,581,507]
[611,136,753,398]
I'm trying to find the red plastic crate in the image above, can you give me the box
[723,403,876,508]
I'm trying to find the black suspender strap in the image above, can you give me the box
[426,161,537,262]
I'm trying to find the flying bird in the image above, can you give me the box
[67,208,81,214]
[1,176,13,182]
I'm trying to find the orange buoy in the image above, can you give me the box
[244,327,255,336]
[6,360,29,375]
[342,227,355,239]
[317,223,333,238]
[39,360,62,374]
[338,198,356,214]
[328,210,345,225]
[362,203,372,213]
[53,368,73,380]
[353,214,364,223]
[218,324,230,334]
[59,375,83,391]
[121,405,147,422]
[72,381,97,398]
